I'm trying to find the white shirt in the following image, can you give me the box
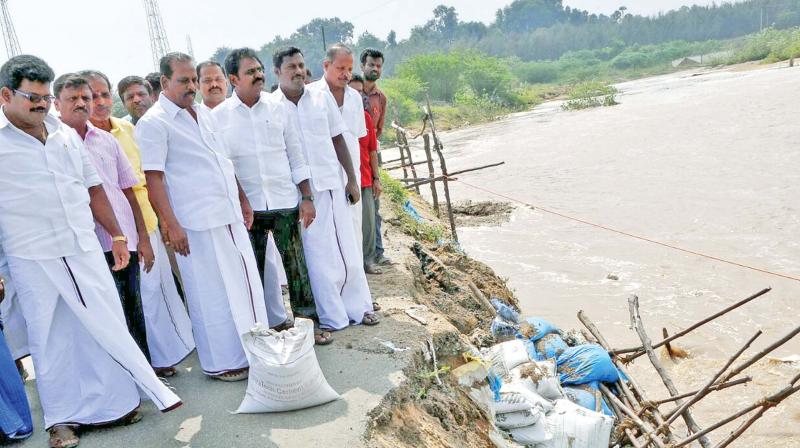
[308,80,367,186]
[0,110,103,260]
[271,87,348,193]
[136,93,242,231]
[213,91,310,211]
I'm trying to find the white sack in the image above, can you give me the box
[496,407,542,430]
[510,359,563,400]
[485,339,531,377]
[236,318,339,413]
[535,399,614,448]
[510,418,551,446]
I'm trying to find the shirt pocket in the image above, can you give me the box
[264,121,284,147]
[305,112,329,137]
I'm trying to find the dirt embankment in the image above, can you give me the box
[365,192,520,448]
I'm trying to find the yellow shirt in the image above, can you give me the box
[110,117,159,234]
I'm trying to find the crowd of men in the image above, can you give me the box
[0,43,389,448]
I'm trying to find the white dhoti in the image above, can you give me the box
[301,188,374,330]
[0,273,28,360]
[140,229,195,368]
[177,223,282,375]
[350,199,364,261]
[6,250,181,429]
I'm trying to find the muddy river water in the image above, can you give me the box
[388,63,800,445]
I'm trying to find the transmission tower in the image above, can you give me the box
[143,0,170,70]
[185,34,194,59]
[0,0,21,59]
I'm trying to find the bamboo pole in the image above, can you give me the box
[446,161,506,177]
[615,287,772,359]
[402,133,421,194]
[651,377,752,406]
[628,295,711,447]
[423,134,440,215]
[600,384,667,448]
[720,324,800,383]
[663,330,762,425]
[671,374,800,448]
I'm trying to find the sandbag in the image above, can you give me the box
[491,316,519,342]
[517,317,560,343]
[556,344,620,385]
[510,360,563,400]
[495,391,536,414]
[510,418,551,446]
[485,339,532,378]
[562,382,613,416]
[496,407,542,430]
[236,319,339,413]
[499,382,554,413]
[533,334,569,360]
[535,399,614,448]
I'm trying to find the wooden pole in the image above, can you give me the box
[423,134,440,215]
[663,330,762,425]
[384,159,431,172]
[720,324,800,383]
[616,287,772,360]
[396,128,410,183]
[425,94,458,243]
[403,176,450,190]
[402,133,421,194]
[628,295,711,447]
[446,161,505,177]
[651,377,752,406]
[599,384,668,448]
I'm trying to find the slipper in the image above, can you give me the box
[154,366,177,378]
[118,408,143,426]
[315,328,334,345]
[362,313,380,326]
[49,425,79,448]
[212,368,249,382]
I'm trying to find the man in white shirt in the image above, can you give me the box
[137,52,284,381]
[0,55,181,447]
[197,61,228,111]
[214,48,318,335]
[308,44,368,258]
[271,47,378,331]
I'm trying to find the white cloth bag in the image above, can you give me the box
[236,318,339,413]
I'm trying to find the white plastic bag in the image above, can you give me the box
[485,339,531,377]
[510,359,563,400]
[236,318,339,413]
[535,399,614,448]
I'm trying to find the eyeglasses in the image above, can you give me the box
[14,89,56,103]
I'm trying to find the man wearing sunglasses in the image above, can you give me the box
[0,55,181,448]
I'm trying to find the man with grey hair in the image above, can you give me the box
[137,52,287,381]
[308,43,369,264]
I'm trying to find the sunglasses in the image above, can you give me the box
[14,89,56,104]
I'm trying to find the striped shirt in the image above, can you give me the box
[84,122,140,252]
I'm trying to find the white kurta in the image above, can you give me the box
[7,250,182,428]
[301,189,374,330]
[140,229,195,368]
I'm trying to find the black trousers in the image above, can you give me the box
[104,251,151,363]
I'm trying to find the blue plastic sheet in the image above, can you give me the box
[563,381,614,416]
[490,317,518,341]
[403,200,424,222]
[556,344,620,385]
[534,333,570,359]
[517,317,560,343]
[491,299,521,324]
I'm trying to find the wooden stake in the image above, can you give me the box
[423,134,440,215]
[627,296,710,447]
[616,287,772,360]
[651,377,752,406]
[600,384,667,448]
[720,324,800,383]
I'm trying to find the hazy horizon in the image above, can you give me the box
[3,0,735,85]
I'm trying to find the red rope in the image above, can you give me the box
[453,178,800,284]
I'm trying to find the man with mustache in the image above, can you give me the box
[197,61,228,111]
[0,55,181,448]
[55,72,154,366]
[359,48,392,267]
[309,44,371,273]
[136,52,285,381]
[83,70,195,378]
[271,46,378,331]
[118,75,153,124]
[214,47,315,337]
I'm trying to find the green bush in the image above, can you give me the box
[728,27,800,64]
[562,81,619,110]
[611,51,652,69]
[381,76,425,127]
[513,61,560,84]
[397,52,465,102]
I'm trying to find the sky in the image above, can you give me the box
[3,0,728,86]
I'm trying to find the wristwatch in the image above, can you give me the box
[302,195,314,202]
[112,235,128,244]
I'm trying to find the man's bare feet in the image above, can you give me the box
[48,425,79,448]
[212,368,249,382]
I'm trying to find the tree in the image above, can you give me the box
[387,30,397,47]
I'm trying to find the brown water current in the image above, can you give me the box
[388,63,800,446]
